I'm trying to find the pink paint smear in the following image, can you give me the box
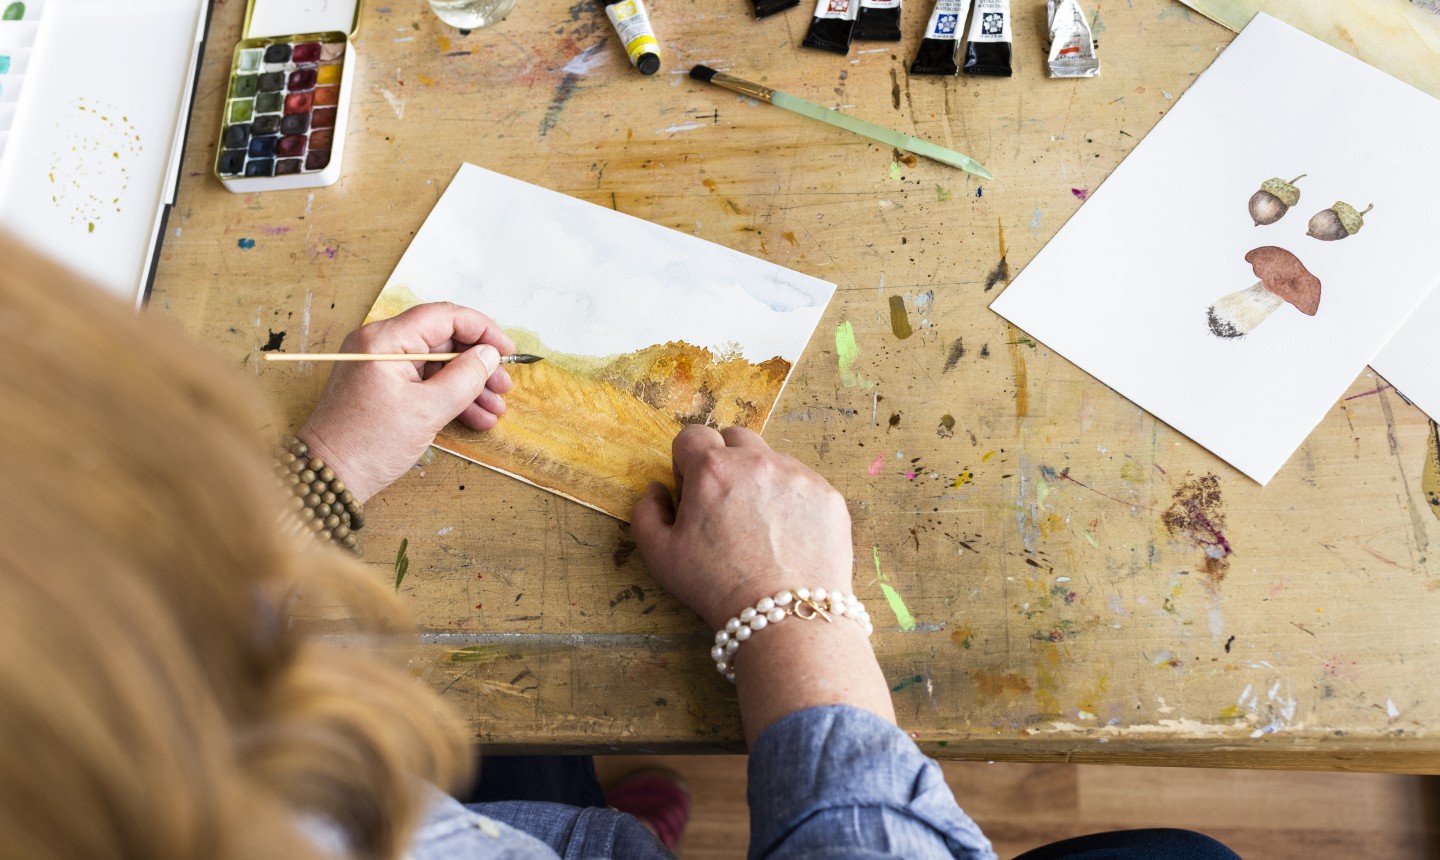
[1071,188,1089,201]
[867,455,885,476]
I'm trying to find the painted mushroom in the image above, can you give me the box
[1206,246,1321,339]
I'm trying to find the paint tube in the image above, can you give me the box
[855,0,902,41]
[909,0,971,75]
[1047,0,1099,78]
[962,0,1012,77]
[752,0,799,17]
[603,0,660,75]
[802,0,859,55]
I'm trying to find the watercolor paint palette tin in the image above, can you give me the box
[214,0,361,192]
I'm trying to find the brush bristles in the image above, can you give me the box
[689,64,719,82]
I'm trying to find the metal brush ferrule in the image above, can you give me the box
[707,71,775,103]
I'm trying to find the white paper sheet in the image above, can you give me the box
[1372,288,1440,421]
[0,0,205,307]
[990,13,1440,484]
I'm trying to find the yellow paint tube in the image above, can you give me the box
[604,0,660,76]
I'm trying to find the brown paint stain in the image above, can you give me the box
[1423,420,1440,521]
[950,625,975,649]
[1161,473,1233,585]
[973,669,1031,700]
[1005,323,1029,418]
[783,230,798,245]
[888,295,913,339]
[436,35,452,52]
[890,68,902,110]
[702,178,718,192]
[983,219,1010,291]
[1034,643,1061,716]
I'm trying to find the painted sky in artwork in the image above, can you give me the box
[383,164,834,363]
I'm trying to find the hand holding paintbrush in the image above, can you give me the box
[265,352,543,363]
[284,303,521,503]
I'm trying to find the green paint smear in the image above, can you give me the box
[935,184,951,202]
[835,320,862,387]
[879,583,916,631]
[890,674,924,692]
[888,160,902,181]
[888,295,913,340]
[872,546,917,631]
[393,537,410,591]
[449,645,498,663]
[2,3,23,20]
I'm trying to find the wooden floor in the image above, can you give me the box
[595,756,1440,859]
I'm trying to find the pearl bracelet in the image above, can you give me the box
[710,588,872,683]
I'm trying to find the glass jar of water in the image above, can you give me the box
[428,0,517,28]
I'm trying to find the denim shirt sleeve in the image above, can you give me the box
[407,790,561,860]
[746,705,997,860]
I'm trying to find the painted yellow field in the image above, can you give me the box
[437,358,684,520]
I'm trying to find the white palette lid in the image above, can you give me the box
[244,0,362,39]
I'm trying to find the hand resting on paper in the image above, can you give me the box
[631,425,854,630]
[632,425,896,744]
[298,302,515,504]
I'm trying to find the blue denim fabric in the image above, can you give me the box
[407,704,996,859]
[746,705,997,860]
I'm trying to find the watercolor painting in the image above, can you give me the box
[1206,246,1320,338]
[365,163,835,520]
[990,14,1440,484]
[1246,174,1305,225]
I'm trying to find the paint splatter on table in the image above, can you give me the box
[148,0,1440,771]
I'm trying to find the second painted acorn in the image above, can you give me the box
[1307,201,1373,241]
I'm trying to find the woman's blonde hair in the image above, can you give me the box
[0,236,470,860]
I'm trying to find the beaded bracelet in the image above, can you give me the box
[710,587,872,683]
[275,436,365,555]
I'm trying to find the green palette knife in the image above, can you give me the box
[689,65,992,180]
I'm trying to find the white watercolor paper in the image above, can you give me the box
[0,0,206,308]
[990,13,1440,484]
[1373,288,1440,422]
[366,163,836,519]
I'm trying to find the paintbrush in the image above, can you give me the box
[688,65,993,180]
[264,352,544,364]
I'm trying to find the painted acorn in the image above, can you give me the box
[1248,174,1305,226]
[1307,201,1373,241]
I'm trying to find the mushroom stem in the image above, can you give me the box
[1207,281,1282,338]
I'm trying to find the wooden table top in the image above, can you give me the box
[150,0,1440,772]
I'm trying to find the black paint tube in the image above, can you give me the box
[753,0,799,19]
[802,0,859,55]
[962,0,1012,76]
[910,0,972,75]
[855,0,902,41]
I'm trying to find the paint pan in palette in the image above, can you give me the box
[214,0,361,191]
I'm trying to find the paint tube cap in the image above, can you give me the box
[637,51,660,75]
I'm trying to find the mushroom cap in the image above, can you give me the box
[1244,246,1321,316]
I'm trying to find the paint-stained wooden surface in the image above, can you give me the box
[149,0,1440,770]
